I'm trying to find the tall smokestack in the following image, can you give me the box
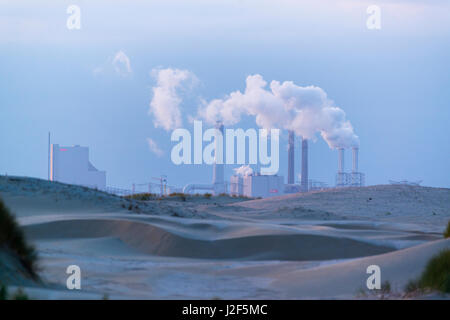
[352,147,359,173]
[287,131,295,184]
[338,148,345,173]
[213,121,225,194]
[48,132,51,181]
[301,138,308,192]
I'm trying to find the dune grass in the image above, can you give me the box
[444,220,450,238]
[0,284,7,300]
[419,249,450,293]
[404,279,420,294]
[380,281,391,294]
[0,197,37,278]
[0,284,30,300]
[10,287,29,300]
[405,249,450,294]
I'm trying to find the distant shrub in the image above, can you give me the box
[169,193,186,201]
[404,279,420,293]
[419,249,450,293]
[169,192,183,197]
[124,193,156,201]
[355,287,368,298]
[0,197,37,278]
[380,281,391,294]
[204,193,212,199]
[444,221,450,238]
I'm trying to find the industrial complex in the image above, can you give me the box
[183,124,364,198]
[48,124,364,198]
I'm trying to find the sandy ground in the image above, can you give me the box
[0,176,449,299]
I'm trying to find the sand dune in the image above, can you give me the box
[270,239,450,299]
[1,176,449,299]
[23,218,395,261]
[231,185,450,230]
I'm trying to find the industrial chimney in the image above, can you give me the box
[301,138,308,192]
[287,131,295,184]
[338,148,345,173]
[352,147,359,173]
[212,121,225,195]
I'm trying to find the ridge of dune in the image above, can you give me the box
[234,184,450,216]
[23,218,395,261]
[229,185,450,229]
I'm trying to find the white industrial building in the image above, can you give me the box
[230,175,244,196]
[230,173,284,198]
[50,144,106,190]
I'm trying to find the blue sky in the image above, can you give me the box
[1,0,449,189]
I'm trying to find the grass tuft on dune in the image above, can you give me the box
[0,197,37,278]
[444,221,450,239]
[0,284,7,300]
[0,284,30,300]
[419,249,450,293]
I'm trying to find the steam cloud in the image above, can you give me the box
[149,68,196,131]
[233,165,254,176]
[146,138,164,157]
[199,74,359,149]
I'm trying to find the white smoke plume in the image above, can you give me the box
[112,51,132,76]
[233,165,254,176]
[149,68,196,131]
[146,138,164,157]
[199,74,359,149]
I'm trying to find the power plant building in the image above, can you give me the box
[230,174,284,198]
[50,144,106,190]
